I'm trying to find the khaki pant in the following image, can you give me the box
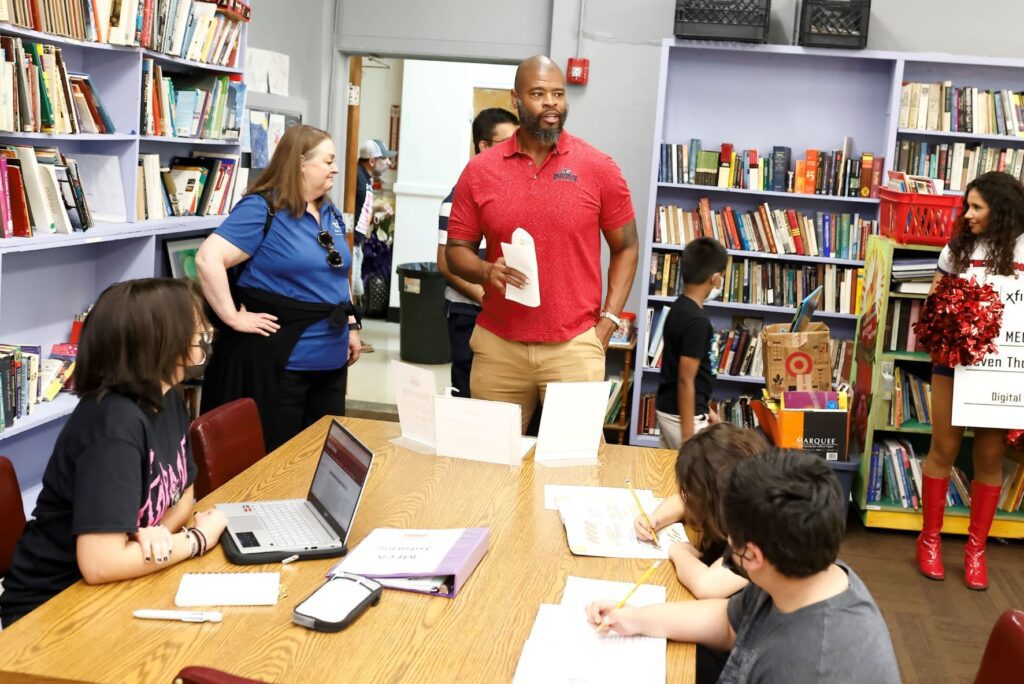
[655,410,710,451]
[470,325,606,433]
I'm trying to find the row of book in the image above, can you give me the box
[141,58,245,139]
[3,0,248,67]
[647,254,863,316]
[898,81,1024,137]
[709,325,764,379]
[888,367,931,427]
[636,393,762,438]
[893,140,1024,194]
[0,145,92,236]
[605,378,626,425]
[885,298,924,353]
[658,138,884,198]
[654,200,878,261]
[867,439,1024,513]
[0,37,114,134]
[0,342,77,430]
[137,151,244,220]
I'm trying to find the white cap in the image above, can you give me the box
[359,138,396,160]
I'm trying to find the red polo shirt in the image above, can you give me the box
[447,131,634,342]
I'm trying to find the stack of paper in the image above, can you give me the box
[513,576,667,684]
[547,485,688,559]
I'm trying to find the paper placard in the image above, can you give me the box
[434,396,525,466]
[390,360,438,452]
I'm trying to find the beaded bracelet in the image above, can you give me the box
[184,528,200,559]
[192,527,208,557]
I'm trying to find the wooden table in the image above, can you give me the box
[0,418,695,683]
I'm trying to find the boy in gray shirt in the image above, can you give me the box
[588,449,901,683]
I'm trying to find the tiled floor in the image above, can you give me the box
[347,318,450,410]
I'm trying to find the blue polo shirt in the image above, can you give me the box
[215,194,351,371]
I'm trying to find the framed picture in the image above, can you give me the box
[166,238,206,280]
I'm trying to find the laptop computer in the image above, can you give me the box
[217,419,374,557]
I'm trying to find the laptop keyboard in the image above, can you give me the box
[259,502,336,547]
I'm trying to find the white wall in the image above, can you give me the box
[388,60,517,307]
[357,58,404,189]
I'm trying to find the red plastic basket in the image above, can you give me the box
[878,188,963,246]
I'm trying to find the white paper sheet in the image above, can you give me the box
[244,47,270,93]
[501,227,540,308]
[389,360,438,452]
[535,381,611,467]
[434,396,525,466]
[267,113,286,159]
[558,497,688,559]
[543,484,655,511]
[559,575,666,613]
[69,153,126,222]
[513,603,666,684]
[266,51,290,96]
[175,572,279,607]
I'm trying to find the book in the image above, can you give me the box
[330,528,489,598]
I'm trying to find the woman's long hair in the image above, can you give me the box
[947,171,1024,276]
[246,124,331,217]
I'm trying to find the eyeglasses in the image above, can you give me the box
[317,230,344,269]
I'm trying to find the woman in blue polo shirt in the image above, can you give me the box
[196,125,361,450]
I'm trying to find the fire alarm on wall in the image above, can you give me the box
[567,57,589,85]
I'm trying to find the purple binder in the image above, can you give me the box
[336,528,490,599]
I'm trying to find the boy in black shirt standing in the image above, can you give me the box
[655,237,729,450]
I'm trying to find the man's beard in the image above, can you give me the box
[515,100,567,146]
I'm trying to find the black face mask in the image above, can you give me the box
[722,545,751,581]
[184,339,211,381]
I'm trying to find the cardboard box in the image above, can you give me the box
[760,321,832,398]
[751,400,851,462]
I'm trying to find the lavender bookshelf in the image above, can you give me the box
[0,20,248,515]
[631,40,1024,537]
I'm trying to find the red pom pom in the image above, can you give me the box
[913,275,1005,367]
[1009,430,1024,451]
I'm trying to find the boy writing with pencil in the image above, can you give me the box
[655,237,729,450]
[588,450,900,683]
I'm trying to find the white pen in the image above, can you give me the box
[281,554,300,564]
[133,609,223,623]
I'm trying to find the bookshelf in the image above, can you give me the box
[850,236,1024,538]
[631,41,1024,453]
[603,339,636,445]
[0,15,249,512]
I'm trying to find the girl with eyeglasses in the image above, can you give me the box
[0,279,227,627]
[196,125,361,450]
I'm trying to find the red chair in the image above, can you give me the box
[0,455,26,577]
[189,398,266,499]
[975,609,1024,684]
[174,666,266,684]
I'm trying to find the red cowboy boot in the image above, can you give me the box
[964,481,1002,590]
[916,475,949,580]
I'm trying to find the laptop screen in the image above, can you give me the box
[307,420,373,540]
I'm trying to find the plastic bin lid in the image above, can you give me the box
[396,262,443,276]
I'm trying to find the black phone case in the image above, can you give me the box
[221,531,348,565]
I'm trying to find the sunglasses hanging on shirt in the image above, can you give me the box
[317,230,344,269]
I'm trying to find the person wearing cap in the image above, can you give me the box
[195,125,361,451]
[351,138,396,352]
[437,107,519,398]
[445,56,639,432]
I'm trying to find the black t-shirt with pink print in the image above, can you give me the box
[0,390,195,625]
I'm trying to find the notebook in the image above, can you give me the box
[174,572,280,607]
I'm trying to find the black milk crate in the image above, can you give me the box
[798,0,871,49]
[675,0,771,44]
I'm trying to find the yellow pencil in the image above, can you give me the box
[626,478,661,549]
[597,560,662,633]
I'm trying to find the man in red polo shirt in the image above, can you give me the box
[446,55,639,431]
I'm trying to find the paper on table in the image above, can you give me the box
[559,575,666,613]
[175,572,279,607]
[514,603,666,684]
[389,360,438,453]
[333,528,463,577]
[501,227,540,308]
[543,484,655,511]
[558,498,688,559]
[434,395,526,466]
[535,381,611,467]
